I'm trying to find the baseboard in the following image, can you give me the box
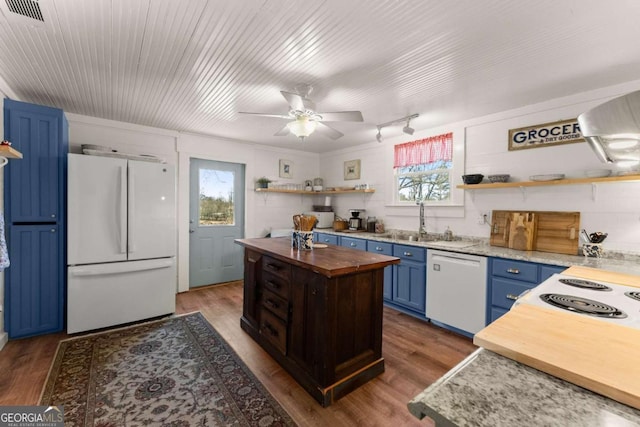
[0,332,7,351]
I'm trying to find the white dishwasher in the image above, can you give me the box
[426,250,488,335]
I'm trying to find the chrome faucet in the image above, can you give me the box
[417,201,427,238]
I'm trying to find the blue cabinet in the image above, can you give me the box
[339,236,366,251]
[314,232,338,245]
[367,241,393,300]
[488,258,565,323]
[6,225,62,337]
[4,99,68,339]
[390,244,426,316]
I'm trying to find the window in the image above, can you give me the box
[394,132,453,204]
[199,168,235,225]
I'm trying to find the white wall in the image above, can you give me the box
[320,80,640,253]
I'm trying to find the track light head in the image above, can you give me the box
[376,127,383,142]
[403,118,415,135]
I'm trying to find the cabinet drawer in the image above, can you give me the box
[315,233,338,245]
[262,289,288,320]
[260,307,287,355]
[491,277,536,310]
[262,255,291,282]
[540,265,566,282]
[367,240,393,255]
[393,244,426,263]
[262,270,290,300]
[340,237,366,251]
[491,258,538,283]
[490,307,509,323]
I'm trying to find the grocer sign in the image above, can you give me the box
[508,118,584,151]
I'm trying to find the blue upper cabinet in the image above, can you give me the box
[4,99,67,223]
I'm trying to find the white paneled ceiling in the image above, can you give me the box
[1,0,640,152]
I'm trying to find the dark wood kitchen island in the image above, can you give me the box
[235,237,400,407]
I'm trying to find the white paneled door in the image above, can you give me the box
[189,158,245,287]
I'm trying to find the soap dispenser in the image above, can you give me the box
[444,226,453,241]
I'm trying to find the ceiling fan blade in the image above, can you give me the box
[274,124,290,136]
[315,122,344,140]
[281,91,316,112]
[238,112,291,119]
[317,111,364,122]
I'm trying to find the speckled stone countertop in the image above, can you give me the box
[407,348,640,427]
[315,229,640,276]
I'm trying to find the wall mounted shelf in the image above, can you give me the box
[457,174,640,201]
[255,188,375,195]
[0,145,23,159]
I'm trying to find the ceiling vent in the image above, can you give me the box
[4,0,43,22]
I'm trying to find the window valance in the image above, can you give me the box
[393,132,453,168]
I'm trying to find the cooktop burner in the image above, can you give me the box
[626,291,640,302]
[540,293,627,318]
[558,278,612,291]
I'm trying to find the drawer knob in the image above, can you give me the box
[350,242,357,247]
[265,299,279,309]
[265,280,280,289]
[376,246,383,251]
[506,293,519,301]
[263,322,278,337]
[506,268,520,274]
[403,251,412,256]
[266,263,281,271]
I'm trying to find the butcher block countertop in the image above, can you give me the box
[409,266,640,426]
[234,237,399,278]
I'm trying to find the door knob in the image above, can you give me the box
[189,229,195,233]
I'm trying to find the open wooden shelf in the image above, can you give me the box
[457,174,640,189]
[0,145,23,159]
[255,188,375,195]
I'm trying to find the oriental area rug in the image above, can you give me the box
[40,312,296,427]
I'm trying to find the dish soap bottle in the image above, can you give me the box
[444,226,453,241]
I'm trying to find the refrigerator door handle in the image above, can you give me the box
[119,165,127,254]
[69,258,174,276]
[128,165,136,254]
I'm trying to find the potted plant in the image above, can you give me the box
[256,177,271,189]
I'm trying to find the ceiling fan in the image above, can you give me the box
[239,84,364,141]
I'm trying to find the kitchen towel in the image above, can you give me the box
[0,212,9,269]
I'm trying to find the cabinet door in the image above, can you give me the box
[6,225,62,338]
[393,260,426,314]
[5,100,64,223]
[367,241,393,301]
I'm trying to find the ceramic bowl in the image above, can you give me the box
[488,174,510,183]
[462,174,484,184]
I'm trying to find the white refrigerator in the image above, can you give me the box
[67,153,177,334]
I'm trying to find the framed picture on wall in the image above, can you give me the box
[344,159,361,180]
[279,159,293,178]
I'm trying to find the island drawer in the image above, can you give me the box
[262,270,290,300]
[491,258,538,283]
[393,244,426,263]
[491,277,535,310]
[262,255,291,282]
[260,307,287,355]
[262,288,288,320]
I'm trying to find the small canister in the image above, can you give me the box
[367,216,376,232]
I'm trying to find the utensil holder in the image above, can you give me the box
[298,231,314,250]
[582,243,603,258]
[291,231,299,249]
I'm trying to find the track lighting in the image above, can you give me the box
[375,113,419,142]
[403,118,415,135]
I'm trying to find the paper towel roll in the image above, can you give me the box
[324,196,331,206]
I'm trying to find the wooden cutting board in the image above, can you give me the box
[508,212,536,251]
[474,303,640,410]
[490,210,580,255]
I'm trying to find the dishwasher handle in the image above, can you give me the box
[431,253,481,268]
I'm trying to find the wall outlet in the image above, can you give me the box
[477,212,489,225]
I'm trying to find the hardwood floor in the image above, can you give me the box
[0,281,477,426]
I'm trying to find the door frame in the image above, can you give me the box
[176,150,254,293]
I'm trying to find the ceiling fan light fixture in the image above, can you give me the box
[287,116,317,140]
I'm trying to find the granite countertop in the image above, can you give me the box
[315,229,640,276]
[407,348,640,427]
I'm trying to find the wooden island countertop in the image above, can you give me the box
[235,236,400,278]
[235,237,400,406]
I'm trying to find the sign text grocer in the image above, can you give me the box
[508,118,584,151]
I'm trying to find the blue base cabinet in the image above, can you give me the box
[488,257,565,323]
[367,241,393,300]
[4,99,68,339]
[390,244,426,317]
